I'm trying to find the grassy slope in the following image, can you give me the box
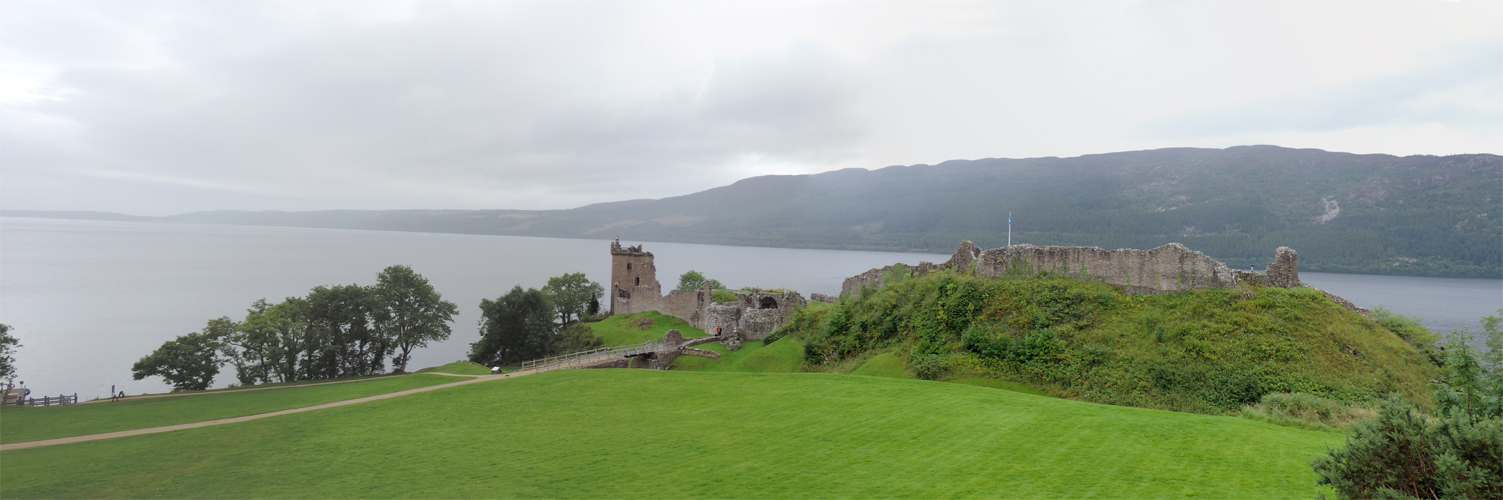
[586,311,706,346]
[849,352,907,378]
[796,271,1437,415]
[671,339,803,373]
[0,374,465,444]
[418,361,494,375]
[1,370,1340,499]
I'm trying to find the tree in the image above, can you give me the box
[555,323,604,354]
[131,319,231,391]
[677,270,725,291]
[371,265,458,373]
[306,284,382,379]
[0,324,19,382]
[470,286,555,366]
[543,272,603,325]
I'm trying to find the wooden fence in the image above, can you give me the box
[15,394,78,407]
[521,340,667,373]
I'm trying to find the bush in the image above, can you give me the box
[1311,395,1502,499]
[1241,392,1375,432]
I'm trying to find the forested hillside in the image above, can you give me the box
[8,146,1499,277]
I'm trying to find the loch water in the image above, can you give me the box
[2,216,1499,398]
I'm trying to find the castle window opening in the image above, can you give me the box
[618,289,629,299]
[759,297,778,309]
[626,263,631,270]
[635,277,640,286]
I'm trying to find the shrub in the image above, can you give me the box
[762,328,786,346]
[1241,392,1375,432]
[1311,395,1503,499]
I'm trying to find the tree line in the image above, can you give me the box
[133,267,605,391]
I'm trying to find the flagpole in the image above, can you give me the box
[1008,212,1012,247]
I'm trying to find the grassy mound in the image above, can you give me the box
[671,338,803,373]
[418,361,494,375]
[0,374,465,444]
[791,271,1437,415]
[1,370,1340,499]
[849,352,907,378]
[586,311,706,346]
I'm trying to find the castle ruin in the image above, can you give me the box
[842,242,1365,314]
[609,238,806,349]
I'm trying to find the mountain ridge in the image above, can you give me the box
[5,146,1499,278]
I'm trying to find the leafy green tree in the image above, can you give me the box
[543,272,604,325]
[372,265,458,373]
[555,323,604,354]
[0,324,19,382]
[470,286,555,366]
[131,319,232,391]
[306,284,383,379]
[677,270,724,291]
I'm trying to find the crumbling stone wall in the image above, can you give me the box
[610,237,664,315]
[1265,247,1300,288]
[842,242,1238,297]
[840,240,1368,314]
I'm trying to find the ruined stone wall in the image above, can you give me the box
[844,241,1263,298]
[610,237,664,315]
[840,240,1367,315]
[661,287,707,328]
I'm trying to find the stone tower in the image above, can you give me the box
[610,237,662,315]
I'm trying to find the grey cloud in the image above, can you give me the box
[1150,44,1503,138]
[1,2,866,214]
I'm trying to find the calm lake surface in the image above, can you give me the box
[3,216,1499,398]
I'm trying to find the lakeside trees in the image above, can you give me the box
[469,273,606,367]
[1,324,20,382]
[131,265,458,390]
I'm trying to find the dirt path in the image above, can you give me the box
[0,370,537,451]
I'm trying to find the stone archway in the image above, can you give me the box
[759,297,778,309]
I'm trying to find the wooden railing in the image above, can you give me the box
[14,394,78,407]
[521,340,667,373]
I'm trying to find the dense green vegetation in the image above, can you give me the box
[0,374,464,444]
[1311,315,1502,499]
[25,146,1497,277]
[468,273,608,366]
[132,265,460,391]
[784,270,1437,415]
[0,370,1342,499]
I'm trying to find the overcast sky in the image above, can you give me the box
[2,1,1499,216]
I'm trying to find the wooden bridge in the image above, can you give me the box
[520,330,721,374]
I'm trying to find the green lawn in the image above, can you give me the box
[2,369,1340,499]
[849,352,907,378]
[671,338,803,373]
[418,361,495,375]
[0,374,466,444]
[949,377,1054,398]
[586,311,707,346]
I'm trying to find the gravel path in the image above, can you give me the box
[0,370,536,451]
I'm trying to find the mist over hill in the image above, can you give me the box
[7,146,1500,278]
